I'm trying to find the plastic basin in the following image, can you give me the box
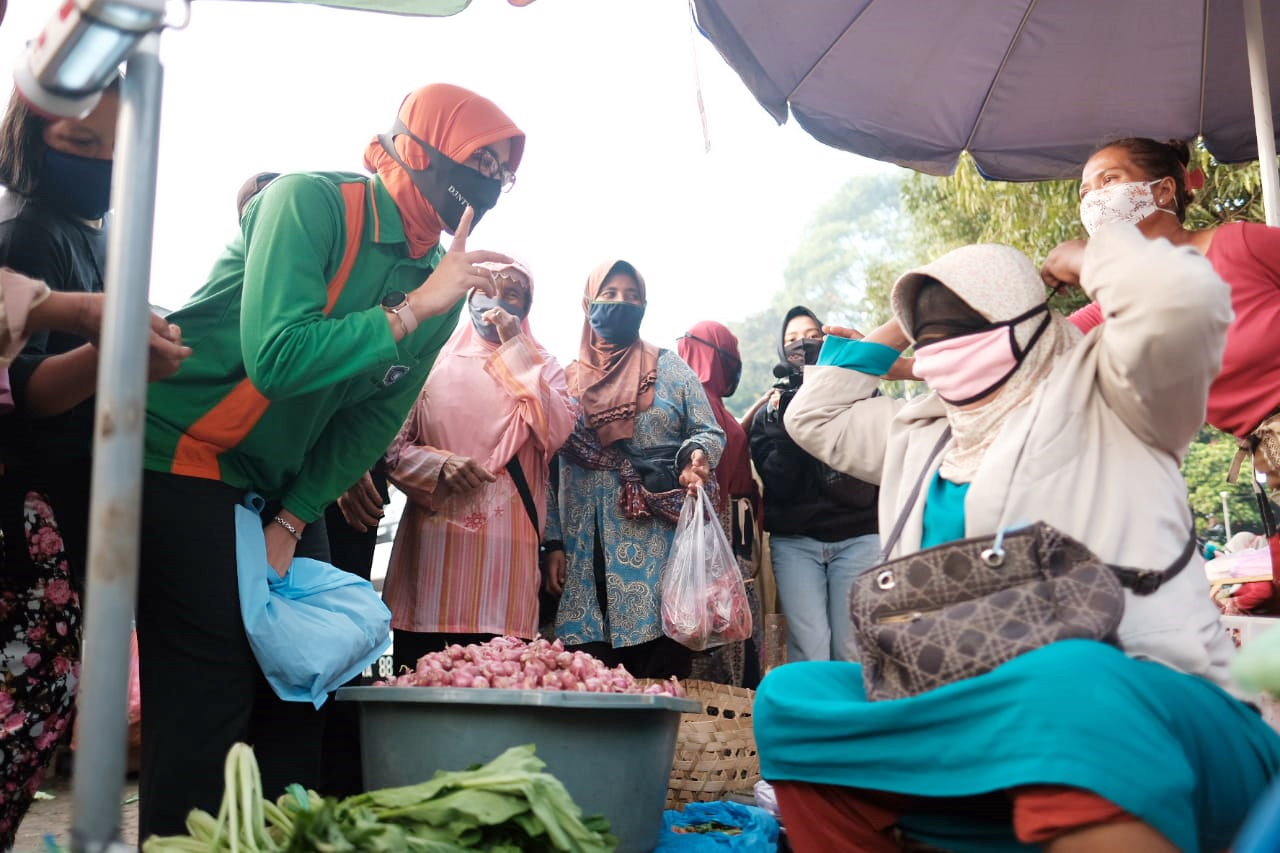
[338,686,701,852]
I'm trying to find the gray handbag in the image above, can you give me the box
[851,427,1195,701]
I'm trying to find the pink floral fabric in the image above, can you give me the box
[0,491,82,848]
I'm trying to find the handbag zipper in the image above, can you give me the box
[874,608,935,624]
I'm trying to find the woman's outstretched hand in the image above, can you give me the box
[406,206,513,327]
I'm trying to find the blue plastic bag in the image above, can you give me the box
[656,801,780,851]
[1234,775,1280,853]
[235,493,391,708]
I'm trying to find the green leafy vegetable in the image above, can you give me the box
[141,743,616,853]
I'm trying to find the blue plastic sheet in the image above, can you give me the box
[235,493,391,708]
[656,801,780,851]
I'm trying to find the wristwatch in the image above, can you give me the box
[381,290,418,336]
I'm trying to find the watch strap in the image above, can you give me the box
[381,292,419,336]
[394,301,418,335]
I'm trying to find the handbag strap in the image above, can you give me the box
[1105,519,1197,595]
[1249,466,1279,539]
[875,424,1196,596]
[877,426,953,562]
[505,456,538,533]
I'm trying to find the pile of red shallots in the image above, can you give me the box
[373,635,686,696]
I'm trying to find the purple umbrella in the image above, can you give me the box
[693,0,1280,220]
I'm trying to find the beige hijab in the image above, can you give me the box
[564,259,659,446]
[891,244,1082,482]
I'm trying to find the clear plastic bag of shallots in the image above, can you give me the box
[660,484,752,651]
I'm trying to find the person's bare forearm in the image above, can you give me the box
[26,291,96,339]
[23,345,99,416]
[739,391,772,431]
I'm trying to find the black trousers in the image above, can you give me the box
[321,458,388,584]
[318,461,388,797]
[563,637,693,680]
[136,471,330,839]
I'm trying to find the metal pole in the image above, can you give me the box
[70,32,163,853]
[1244,0,1280,226]
[1221,490,1234,542]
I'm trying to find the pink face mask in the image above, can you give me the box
[912,305,1050,406]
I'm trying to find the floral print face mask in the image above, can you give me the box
[1079,180,1177,236]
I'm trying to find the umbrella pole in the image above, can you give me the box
[69,33,164,853]
[1245,0,1280,226]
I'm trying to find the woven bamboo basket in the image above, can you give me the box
[658,679,761,809]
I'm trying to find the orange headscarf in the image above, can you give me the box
[565,259,659,447]
[363,83,525,258]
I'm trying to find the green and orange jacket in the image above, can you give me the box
[144,171,457,523]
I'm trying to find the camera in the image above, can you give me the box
[766,361,805,424]
[772,361,804,393]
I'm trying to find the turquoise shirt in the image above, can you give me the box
[923,474,969,547]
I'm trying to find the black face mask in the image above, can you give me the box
[588,301,645,345]
[725,363,742,398]
[37,149,113,220]
[378,119,501,232]
[784,338,823,366]
[681,333,742,397]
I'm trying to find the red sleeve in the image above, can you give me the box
[1068,301,1104,333]
[1236,223,1280,292]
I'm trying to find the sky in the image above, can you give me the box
[2,0,897,365]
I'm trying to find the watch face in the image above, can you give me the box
[381,290,407,310]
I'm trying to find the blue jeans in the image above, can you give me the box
[769,532,879,663]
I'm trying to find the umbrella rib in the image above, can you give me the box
[1197,0,1210,137]
[787,0,879,100]
[963,0,1041,154]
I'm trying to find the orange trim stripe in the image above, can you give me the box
[171,180,371,480]
[324,183,367,313]
[369,182,382,244]
[170,380,271,479]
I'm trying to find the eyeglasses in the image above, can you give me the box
[471,147,516,193]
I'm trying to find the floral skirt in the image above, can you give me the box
[0,491,82,849]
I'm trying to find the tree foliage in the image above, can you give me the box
[1182,426,1265,536]
[725,172,910,417]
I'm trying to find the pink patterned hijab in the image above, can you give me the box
[392,260,566,474]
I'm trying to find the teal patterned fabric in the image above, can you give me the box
[554,350,725,648]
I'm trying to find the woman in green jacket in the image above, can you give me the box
[136,82,523,838]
